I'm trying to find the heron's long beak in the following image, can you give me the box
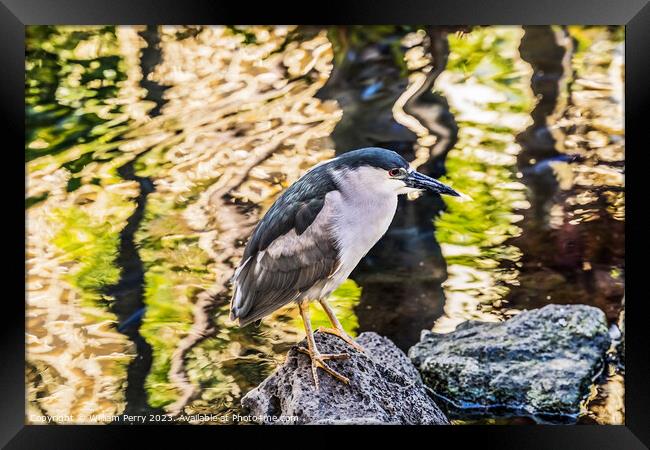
[406,171,468,199]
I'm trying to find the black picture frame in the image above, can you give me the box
[5,0,648,447]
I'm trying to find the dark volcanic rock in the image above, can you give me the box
[241,332,449,424]
[408,304,611,417]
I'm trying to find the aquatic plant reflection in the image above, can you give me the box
[431,27,534,332]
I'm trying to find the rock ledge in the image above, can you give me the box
[242,331,449,425]
[409,304,611,417]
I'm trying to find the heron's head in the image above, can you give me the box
[330,147,468,199]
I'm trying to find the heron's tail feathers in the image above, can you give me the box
[230,256,253,322]
[229,255,302,327]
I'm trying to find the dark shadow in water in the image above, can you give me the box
[508,26,584,311]
[107,162,160,419]
[402,27,459,175]
[138,26,167,117]
[508,26,624,321]
[316,27,459,350]
[316,28,417,152]
[515,26,568,219]
[105,26,166,420]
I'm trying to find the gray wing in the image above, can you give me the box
[230,171,341,327]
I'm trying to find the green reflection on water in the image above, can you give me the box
[52,206,123,304]
[26,26,130,164]
[296,279,362,336]
[137,194,208,408]
[432,27,533,331]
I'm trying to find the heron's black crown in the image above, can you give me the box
[331,147,409,171]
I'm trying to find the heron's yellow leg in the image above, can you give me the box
[297,301,350,389]
[317,298,365,352]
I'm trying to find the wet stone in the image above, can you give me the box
[408,304,611,417]
[241,332,449,425]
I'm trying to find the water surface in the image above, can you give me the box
[26,25,624,425]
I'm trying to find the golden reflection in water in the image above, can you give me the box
[26,27,149,423]
[555,26,624,226]
[394,29,459,168]
[581,370,625,425]
[393,30,435,167]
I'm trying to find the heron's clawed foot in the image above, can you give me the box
[317,326,365,353]
[297,346,350,389]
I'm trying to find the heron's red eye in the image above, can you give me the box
[389,168,401,177]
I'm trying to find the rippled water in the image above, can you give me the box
[26,25,624,425]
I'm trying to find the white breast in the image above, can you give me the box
[307,166,398,298]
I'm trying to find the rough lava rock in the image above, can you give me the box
[241,332,449,424]
[408,304,611,417]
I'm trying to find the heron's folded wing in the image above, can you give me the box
[230,197,340,326]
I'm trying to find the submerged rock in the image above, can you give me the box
[409,304,611,417]
[241,332,449,425]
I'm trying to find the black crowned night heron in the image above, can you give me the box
[230,147,465,388]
